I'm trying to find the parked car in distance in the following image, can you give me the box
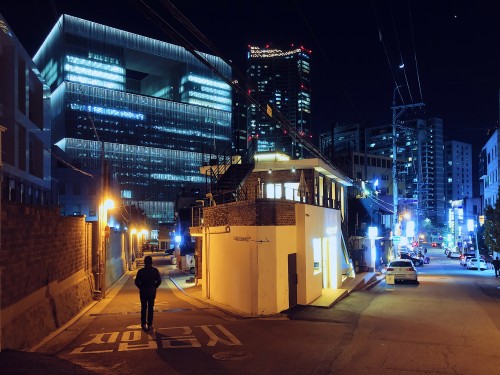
[466,258,487,270]
[399,252,424,266]
[386,259,418,283]
[460,255,475,267]
[448,251,461,259]
[164,247,175,255]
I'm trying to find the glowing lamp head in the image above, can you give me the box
[368,226,378,239]
[104,199,115,209]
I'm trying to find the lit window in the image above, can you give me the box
[266,183,282,199]
[284,182,300,201]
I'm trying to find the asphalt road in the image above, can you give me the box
[3,246,499,375]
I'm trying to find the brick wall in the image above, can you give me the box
[204,200,296,227]
[1,201,95,349]
[1,202,92,308]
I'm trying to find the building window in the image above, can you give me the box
[318,176,324,206]
[284,182,300,201]
[266,183,282,199]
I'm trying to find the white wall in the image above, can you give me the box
[296,204,342,304]
[201,205,343,315]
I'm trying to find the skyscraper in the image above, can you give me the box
[247,45,311,158]
[444,140,473,202]
[34,15,232,224]
[327,118,446,225]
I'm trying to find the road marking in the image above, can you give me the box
[69,324,242,355]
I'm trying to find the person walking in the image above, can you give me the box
[492,256,500,278]
[135,255,162,331]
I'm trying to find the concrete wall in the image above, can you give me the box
[1,202,95,350]
[297,204,342,305]
[201,203,343,315]
[202,225,296,315]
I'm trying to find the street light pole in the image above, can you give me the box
[391,85,425,259]
[392,85,401,260]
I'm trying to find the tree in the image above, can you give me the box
[483,186,500,255]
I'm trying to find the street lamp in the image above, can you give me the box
[98,198,115,299]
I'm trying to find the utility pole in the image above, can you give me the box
[391,85,425,258]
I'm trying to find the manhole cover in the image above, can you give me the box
[213,351,253,361]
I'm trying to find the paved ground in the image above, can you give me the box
[0,253,379,374]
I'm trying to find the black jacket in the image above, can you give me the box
[135,265,162,295]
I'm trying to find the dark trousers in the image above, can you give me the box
[140,293,156,325]
[495,268,500,277]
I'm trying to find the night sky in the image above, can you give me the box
[2,0,500,157]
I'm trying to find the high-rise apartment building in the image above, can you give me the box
[247,45,311,158]
[444,140,473,202]
[326,118,446,225]
[403,118,445,224]
[33,15,232,224]
[0,13,52,205]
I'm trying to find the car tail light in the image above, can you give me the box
[406,268,415,271]
[387,267,394,271]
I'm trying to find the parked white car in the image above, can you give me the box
[386,259,418,283]
[448,251,461,259]
[460,255,475,267]
[466,258,487,270]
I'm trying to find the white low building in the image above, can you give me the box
[192,155,358,315]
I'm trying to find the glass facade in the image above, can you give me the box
[34,15,232,223]
[247,45,311,158]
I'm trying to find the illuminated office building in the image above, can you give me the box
[34,15,232,223]
[247,45,311,158]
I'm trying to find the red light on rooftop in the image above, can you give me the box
[265,44,270,48]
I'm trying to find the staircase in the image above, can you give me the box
[208,140,256,205]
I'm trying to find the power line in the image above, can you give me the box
[371,0,405,105]
[389,0,414,103]
[133,0,355,187]
[407,0,424,102]
[293,0,363,121]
